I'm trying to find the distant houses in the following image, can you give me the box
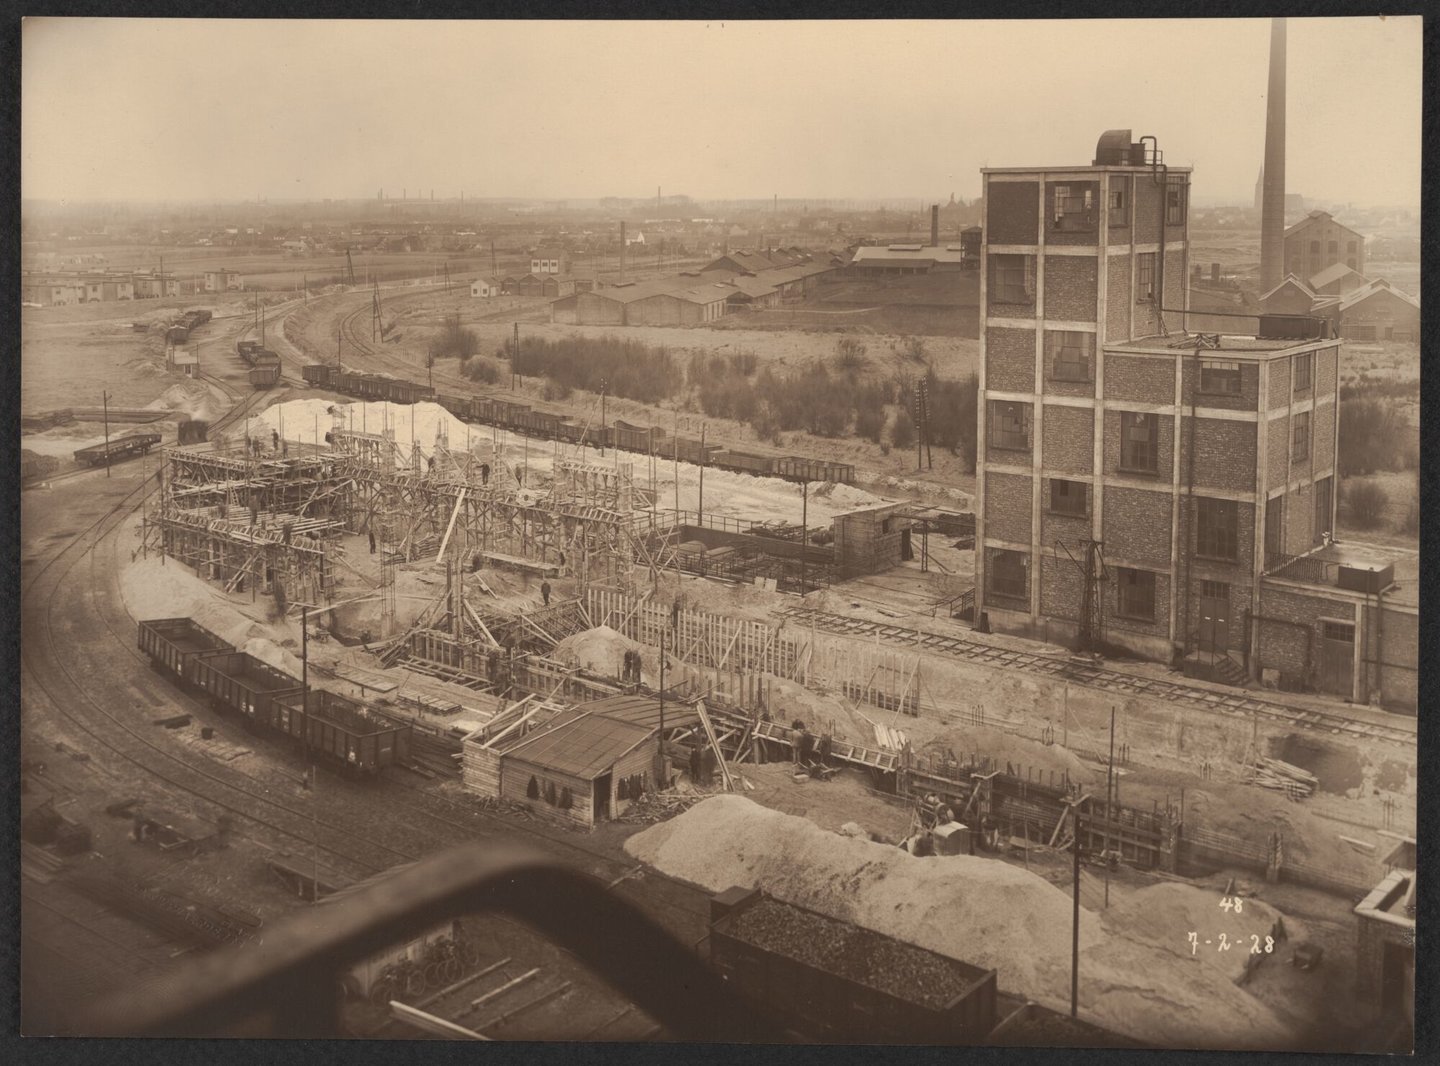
[1260,267,1418,343]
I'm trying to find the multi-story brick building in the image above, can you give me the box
[975,130,1343,682]
[1283,210,1365,280]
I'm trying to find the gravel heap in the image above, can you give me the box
[724,897,983,1010]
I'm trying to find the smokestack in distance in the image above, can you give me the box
[930,205,940,247]
[1260,17,1287,291]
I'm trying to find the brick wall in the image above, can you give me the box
[1103,353,1174,403]
[1164,248,1186,314]
[1102,408,1175,479]
[1364,603,1418,711]
[1265,417,1290,479]
[1313,401,1336,472]
[1041,405,1094,473]
[1039,554,1084,621]
[1040,502,1090,559]
[983,471,1033,544]
[1281,482,1315,554]
[986,181,1040,245]
[1102,486,1173,568]
[1180,359,1261,411]
[1255,584,1354,687]
[1317,345,1339,394]
[1268,356,1292,408]
[1044,256,1098,320]
[1105,254,1132,342]
[985,327,1037,392]
[1354,913,1412,1023]
[1134,179,1162,243]
[1185,417,1257,494]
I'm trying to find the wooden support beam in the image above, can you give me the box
[389,1001,491,1040]
[463,968,540,1014]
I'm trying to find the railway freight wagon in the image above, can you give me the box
[775,456,857,484]
[707,888,998,1044]
[189,651,305,728]
[138,618,235,683]
[714,449,776,476]
[272,690,412,775]
[73,432,163,467]
[249,364,281,389]
[303,363,335,388]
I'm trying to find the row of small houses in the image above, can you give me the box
[22,268,243,305]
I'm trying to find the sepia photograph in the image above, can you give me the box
[18,15,1420,1051]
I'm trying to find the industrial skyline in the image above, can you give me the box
[22,18,1422,208]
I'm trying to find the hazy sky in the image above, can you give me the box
[22,17,1422,207]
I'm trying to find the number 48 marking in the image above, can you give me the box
[1220,896,1244,913]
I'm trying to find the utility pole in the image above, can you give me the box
[599,379,607,456]
[1072,800,1082,1017]
[698,424,706,526]
[513,323,521,388]
[1105,706,1116,909]
[800,480,808,594]
[655,625,667,788]
[102,390,111,478]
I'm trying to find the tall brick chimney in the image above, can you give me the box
[930,204,940,247]
[1260,17,1287,291]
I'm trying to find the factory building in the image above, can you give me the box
[974,130,1346,686]
[1283,210,1366,281]
[1335,279,1419,343]
[204,269,244,292]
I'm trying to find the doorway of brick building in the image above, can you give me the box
[1319,620,1356,700]
[1197,580,1230,664]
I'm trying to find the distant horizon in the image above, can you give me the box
[22,18,1421,207]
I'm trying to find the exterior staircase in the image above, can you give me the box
[1182,652,1249,689]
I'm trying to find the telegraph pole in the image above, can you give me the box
[698,424,706,526]
[1072,801,1081,1017]
[102,390,111,478]
[800,480,809,594]
[1105,706,1116,909]
[599,379,607,456]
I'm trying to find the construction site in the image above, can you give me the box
[20,15,1419,1054]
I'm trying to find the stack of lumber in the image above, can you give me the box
[872,722,909,751]
[1247,757,1318,799]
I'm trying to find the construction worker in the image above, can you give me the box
[368,529,377,554]
[272,429,280,451]
[540,580,552,607]
[480,462,490,485]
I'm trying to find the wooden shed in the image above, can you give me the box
[498,709,657,828]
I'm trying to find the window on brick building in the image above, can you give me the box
[1137,253,1156,301]
[988,549,1028,599]
[989,254,1035,306]
[1199,360,1242,395]
[1347,240,1357,254]
[1265,494,1284,561]
[1052,185,1095,230]
[1116,568,1157,621]
[1119,412,1158,474]
[1294,351,1313,391]
[1195,497,1238,560]
[1292,410,1310,461]
[1108,187,1128,228]
[989,400,1030,451]
[1328,241,1338,255]
[1314,476,1333,543]
[1049,478,1088,516]
[1166,183,1186,225]
[1310,240,1321,256]
[1046,330,1094,382]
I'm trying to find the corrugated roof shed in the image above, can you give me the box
[504,710,654,780]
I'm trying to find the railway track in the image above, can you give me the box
[776,605,1416,747]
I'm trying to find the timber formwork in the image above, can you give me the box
[158,505,338,604]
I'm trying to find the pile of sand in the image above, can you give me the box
[145,380,229,422]
[626,796,1299,1049]
[552,625,643,678]
[625,795,1101,1001]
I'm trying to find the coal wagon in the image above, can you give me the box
[73,432,163,467]
[249,364,281,389]
[189,651,305,729]
[272,690,412,776]
[707,888,997,1044]
[302,363,335,388]
[774,456,857,485]
[715,449,776,476]
[613,420,664,454]
[138,618,235,684]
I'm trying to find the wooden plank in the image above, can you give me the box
[390,1000,492,1040]
[463,968,540,1013]
[477,981,574,1033]
[415,956,513,1010]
